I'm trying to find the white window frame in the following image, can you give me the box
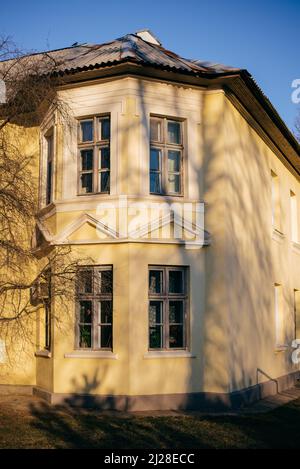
[290,190,298,243]
[271,170,281,230]
[148,266,189,351]
[76,266,113,350]
[149,116,184,196]
[274,284,285,347]
[77,115,111,195]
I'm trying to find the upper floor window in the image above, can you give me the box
[150,116,184,196]
[78,116,110,195]
[148,266,189,350]
[274,283,284,347]
[294,289,300,340]
[271,170,281,230]
[45,132,54,205]
[290,190,298,243]
[76,266,113,350]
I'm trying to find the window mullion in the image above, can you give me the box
[93,146,97,193]
[92,298,97,349]
[94,116,97,142]
[76,301,80,348]
[166,299,170,350]
[183,299,187,348]
[163,145,166,195]
[163,119,167,194]
[164,267,168,349]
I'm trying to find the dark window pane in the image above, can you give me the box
[47,134,53,160]
[150,148,161,170]
[45,301,51,350]
[168,150,180,172]
[149,270,162,294]
[167,121,181,144]
[150,173,161,194]
[169,325,184,348]
[169,301,183,323]
[81,149,93,171]
[100,171,110,193]
[46,160,52,205]
[98,270,112,294]
[81,121,93,142]
[100,147,110,169]
[99,301,112,324]
[101,118,110,140]
[150,119,162,142]
[149,301,163,325]
[46,134,53,205]
[80,173,93,193]
[149,326,162,349]
[78,270,93,294]
[168,174,180,194]
[79,325,92,348]
[100,325,112,348]
[169,270,184,293]
[80,300,92,323]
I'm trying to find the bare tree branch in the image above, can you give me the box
[0,36,89,346]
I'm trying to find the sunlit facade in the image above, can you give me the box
[1,31,300,410]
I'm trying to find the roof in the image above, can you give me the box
[0,32,243,78]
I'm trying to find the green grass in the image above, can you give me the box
[0,394,300,448]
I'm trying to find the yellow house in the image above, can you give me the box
[1,30,300,410]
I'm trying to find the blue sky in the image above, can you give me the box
[0,0,299,132]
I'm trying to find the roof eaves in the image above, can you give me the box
[52,54,245,79]
[239,70,300,155]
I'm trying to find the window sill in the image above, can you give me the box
[275,345,289,353]
[77,192,110,197]
[35,350,52,358]
[292,241,300,254]
[64,351,118,359]
[144,351,196,359]
[37,202,55,218]
[272,228,285,243]
[149,193,184,198]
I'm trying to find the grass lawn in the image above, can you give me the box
[0,393,300,449]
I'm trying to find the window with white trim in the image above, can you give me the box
[150,116,184,195]
[294,289,300,340]
[44,299,51,350]
[271,170,281,229]
[45,131,54,205]
[78,116,110,195]
[148,266,188,350]
[76,266,113,349]
[274,284,284,347]
[290,191,298,243]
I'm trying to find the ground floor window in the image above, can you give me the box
[148,266,189,350]
[76,266,113,350]
[274,284,284,346]
[44,300,51,350]
[294,289,300,339]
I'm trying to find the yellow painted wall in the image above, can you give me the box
[2,76,300,401]
[0,123,40,387]
[222,94,300,392]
